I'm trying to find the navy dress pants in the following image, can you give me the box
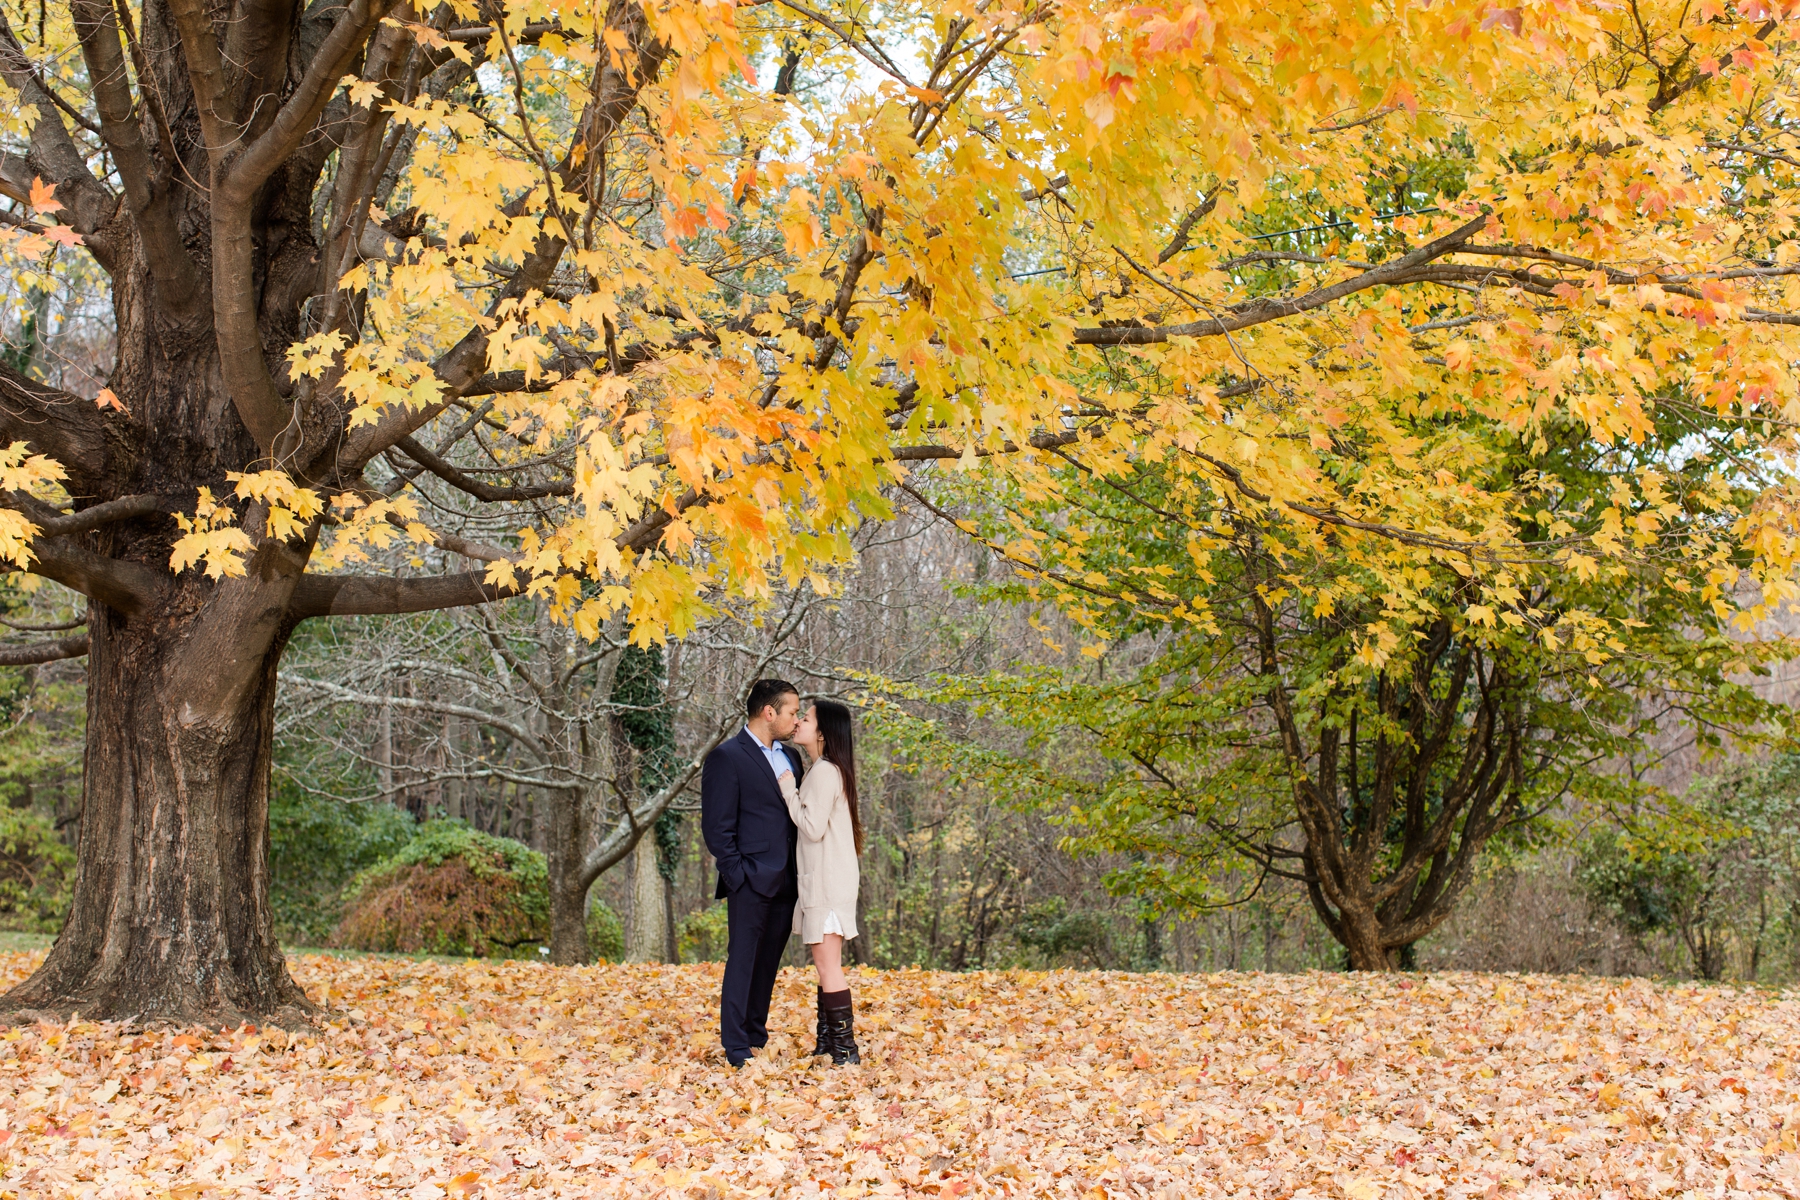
[721,886,796,1061]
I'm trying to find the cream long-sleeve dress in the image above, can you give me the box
[778,760,860,944]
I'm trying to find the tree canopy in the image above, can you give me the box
[11,0,1800,631]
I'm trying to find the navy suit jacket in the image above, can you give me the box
[701,728,803,900]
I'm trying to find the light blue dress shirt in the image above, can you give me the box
[744,726,794,779]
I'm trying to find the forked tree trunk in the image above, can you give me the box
[1338,912,1401,971]
[4,588,312,1026]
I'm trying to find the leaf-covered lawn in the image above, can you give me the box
[0,952,1795,1198]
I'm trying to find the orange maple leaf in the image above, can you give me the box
[27,177,62,215]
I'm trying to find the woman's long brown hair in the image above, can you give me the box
[812,699,863,855]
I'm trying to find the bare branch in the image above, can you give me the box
[290,569,519,618]
[393,435,573,502]
[0,610,86,632]
[1074,213,1489,345]
[1157,191,1220,264]
[0,634,88,666]
[282,674,543,752]
[31,493,168,538]
[1308,105,1401,133]
[1709,139,1800,169]
[772,0,912,85]
[890,430,1082,461]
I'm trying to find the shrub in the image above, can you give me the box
[0,807,73,932]
[587,895,624,962]
[332,821,549,957]
[269,789,415,944]
[1015,898,1112,967]
[679,902,730,962]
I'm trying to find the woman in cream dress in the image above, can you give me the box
[778,699,863,1065]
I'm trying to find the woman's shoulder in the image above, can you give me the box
[807,758,844,782]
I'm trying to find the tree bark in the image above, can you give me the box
[3,587,312,1026]
[625,832,667,963]
[1339,915,1400,970]
[548,877,590,966]
[545,784,592,965]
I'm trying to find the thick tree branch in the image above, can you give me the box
[617,489,706,553]
[0,363,116,497]
[1648,19,1776,113]
[0,9,116,248]
[224,0,396,202]
[69,0,203,318]
[0,14,99,136]
[330,6,672,475]
[312,20,427,340]
[289,569,518,618]
[164,0,234,148]
[0,634,89,665]
[12,537,164,617]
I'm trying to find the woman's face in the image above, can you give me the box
[794,705,821,751]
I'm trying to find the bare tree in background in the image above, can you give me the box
[277,588,830,963]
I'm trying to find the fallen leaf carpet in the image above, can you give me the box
[0,953,1795,1198]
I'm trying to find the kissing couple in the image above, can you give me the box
[700,678,865,1069]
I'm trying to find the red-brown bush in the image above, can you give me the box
[331,845,549,958]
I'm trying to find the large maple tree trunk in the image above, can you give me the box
[5,583,312,1025]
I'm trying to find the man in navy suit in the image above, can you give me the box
[701,678,804,1066]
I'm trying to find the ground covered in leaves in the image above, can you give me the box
[0,953,1794,1198]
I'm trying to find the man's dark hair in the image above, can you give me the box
[746,678,799,721]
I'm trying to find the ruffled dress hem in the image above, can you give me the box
[797,907,859,944]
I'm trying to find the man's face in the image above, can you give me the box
[766,693,801,739]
